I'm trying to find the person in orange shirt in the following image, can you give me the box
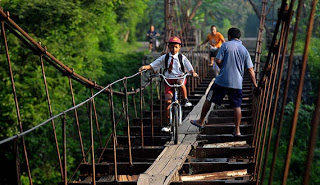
[200,25,225,67]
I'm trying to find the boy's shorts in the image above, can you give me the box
[210,48,220,57]
[206,83,242,108]
[165,79,187,95]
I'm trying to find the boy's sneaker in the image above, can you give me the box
[161,126,171,133]
[182,98,192,107]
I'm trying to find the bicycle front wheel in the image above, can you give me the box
[172,105,179,144]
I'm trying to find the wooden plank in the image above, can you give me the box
[136,79,215,185]
[137,174,150,185]
[149,145,186,176]
[171,144,190,159]
[144,147,169,174]
[147,145,179,175]
[178,133,185,144]
[148,174,166,185]
[180,169,248,181]
[180,145,192,159]
[182,134,198,145]
[180,78,215,134]
[160,158,180,176]
[82,176,92,182]
[162,145,192,184]
[203,141,247,148]
[139,144,192,185]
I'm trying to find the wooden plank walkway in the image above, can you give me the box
[137,79,214,185]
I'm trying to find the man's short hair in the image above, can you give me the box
[228,28,241,39]
[210,25,216,30]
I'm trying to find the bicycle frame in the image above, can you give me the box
[150,73,190,144]
[159,73,188,125]
[168,86,182,127]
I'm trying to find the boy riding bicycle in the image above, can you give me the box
[139,36,198,132]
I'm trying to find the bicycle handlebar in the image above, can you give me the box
[150,73,198,88]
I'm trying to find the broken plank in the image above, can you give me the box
[180,169,248,181]
[203,141,247,148]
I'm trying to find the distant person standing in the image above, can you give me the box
[199,25,225,67]
[191,28,257,136]
[147,25,160,52]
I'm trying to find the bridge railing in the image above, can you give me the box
[0,7,211,184]
[252,0,319,185]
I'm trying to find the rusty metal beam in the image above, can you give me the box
[68,76,86,162]
[140,73,144,147]
[91,89,103,148]
[123,78,133,166]
[1,20,33,185]
[108,85,118,181]
[89,99,96,185]
[268,1,303,183]
[257,1,287,88]
[260,1,295,183]
[281,0,318,184]
[61,114,67,185]
[303,78,320,184]
[40,53,64,179]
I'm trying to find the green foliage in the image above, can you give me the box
[192,0,259,39]
[219,19,232,37]
[291,36,320,98]
[306,38,320,84]
[135,0,165,41]
[266,102,319,185]
[1,0,319,184]
[0,0,148,184]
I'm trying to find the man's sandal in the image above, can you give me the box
[190,120,204,129]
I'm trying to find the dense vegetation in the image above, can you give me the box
[0,0,319,184]
[0,0,149,184]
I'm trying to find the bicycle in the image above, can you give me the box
[147,32,160,52]
[151,73,195,144]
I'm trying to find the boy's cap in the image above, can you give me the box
[168,37,182,45]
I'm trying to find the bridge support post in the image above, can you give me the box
[123,78,133,166]
[91,89,103,148]
[61,114,67,185]
[68,76,86,163]
[150,77,154,139]
[89,99,96,185]
[282,0,318,184]
[1,20,33,185]
[40,51,65,179]
[160,71,164,127]
[108,85,118,181]
[140,73,144,147]
[14,138,21,185]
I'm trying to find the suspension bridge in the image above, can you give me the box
[0,0,319,185]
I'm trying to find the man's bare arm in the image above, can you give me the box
[248,67,258,88]
[200,38,209,46]
[215,58,222,68]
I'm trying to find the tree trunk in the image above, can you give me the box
[124,30,130,42]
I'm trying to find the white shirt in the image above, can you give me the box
[150,53,194,78]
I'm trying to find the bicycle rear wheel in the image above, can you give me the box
[172,106,179,144]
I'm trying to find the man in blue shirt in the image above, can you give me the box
[191,28,258,136]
